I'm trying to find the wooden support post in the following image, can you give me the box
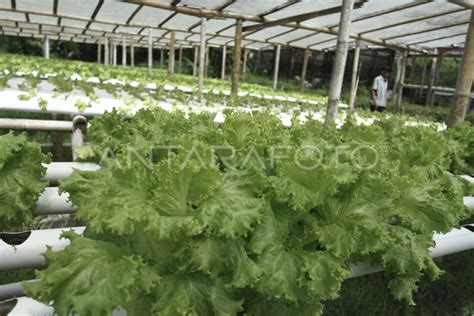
[408,55,417,78]
[148,29,153,74]
[198,18,206,94]
[43,35,50,59]
[434,55,443,85]
[324,0,355,126]
[272,45,281,90]
[122,36,127,67]
[178,46,183,73]
[231,19,243,97]
[418,58,428,100]
[160,49,164,69]
[104,36,109,65]
[393,51,402,98]
[426,51,438,106]
[113,44,117,66]
[97,43,101,64]
[193,46,198,77]
[348,41,361,109]
[242,48,249,81]
[395,50,408,112]
[130,44,135,67]
[448,9,474,127]
[205,46,210,77]
[109,41,113,66]
[168,31,176,77]
[300,49,310,92]
[221,45,227,80]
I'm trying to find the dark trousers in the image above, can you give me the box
[370,105,386,112]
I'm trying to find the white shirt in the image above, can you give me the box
[370,75,388,107]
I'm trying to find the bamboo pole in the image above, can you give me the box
[272,45,281,90]
[148,29,153,74]
[205,46,210,77]
[160,49,164,69]
[324,0,355,126]
[221,45,227,80]
[97,43,101,64]
[178,46,183,73]
[300,49,311,92]
[130,43,135,67]
[198,18,206,94]
[168,31,176,76]
[109,41,113,66]
[242,48,248,81]
[395,50,408,112]
[104,36,109,65]
[448,9,474,127]
[426,51,438,106]
[43,35,50,59]
[122,36,127,67]
[348,41,361,110]
[418,58,428,99]
[193,46,198,77]
[231,19,243,97]
[113,44,117,66]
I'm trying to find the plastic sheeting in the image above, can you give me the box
[0,1,470,50]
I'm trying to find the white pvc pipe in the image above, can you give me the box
[460,175,474,184]
[0,118,73,131]
[464,196,474,210]
[0,282,34,301]
[34,187,77,215]
[3,297,126,316]
[4,297,54,316]
[0,227,85,271]
[350,225,474,278]
[42,162,100,183]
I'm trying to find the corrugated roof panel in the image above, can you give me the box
[367,10,471,39]
[245,26,292,41]
[349,2,462,34]
[0,0,11,10]
[139,28,167,37]
[61,18,89,29]
[58,0,98,19]
[266,0,340,19]
[62,27,82,34]
[0,20,17,27]
[421,34,467,48]
[290,32,336,47]
[89,22,115,32]
[29,15,58,25]
[19,23,39,30]
[115,26,143,34]
[85,29,105,36]
[395,24,469,45]
[16,0,53,14]
[130,6,172,27]
[164,31,189,40]
[0,11,26,21]
[43,25,62,33]
[190,18,234,35]
[160,13,200,29]
[270,29,313,44]
[95,1,139,24]
[226,0,288,16]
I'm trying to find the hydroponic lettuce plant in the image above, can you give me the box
[0,133,50,231]
[25,110,473,315]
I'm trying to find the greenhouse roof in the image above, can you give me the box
[0,0,472,52]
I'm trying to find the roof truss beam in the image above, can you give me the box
[242,0,367,33]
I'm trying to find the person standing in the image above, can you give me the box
[370,66,391,112]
